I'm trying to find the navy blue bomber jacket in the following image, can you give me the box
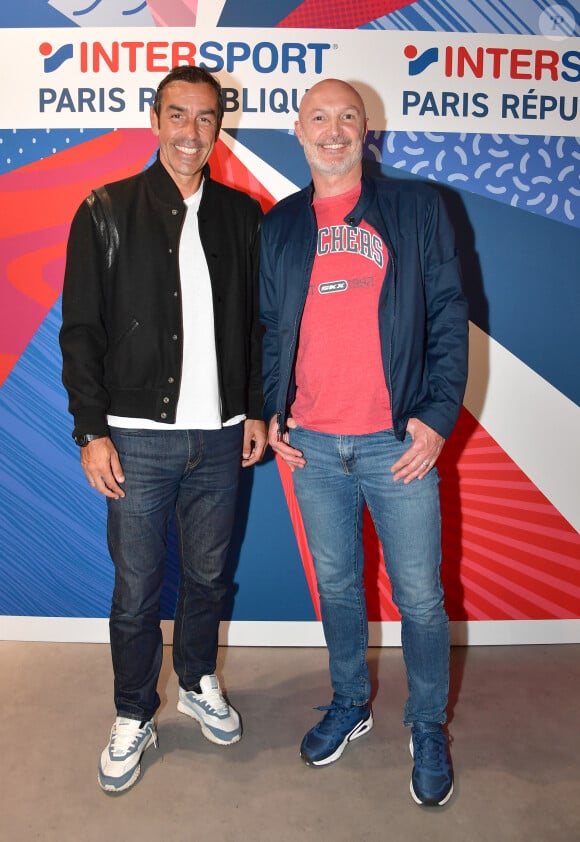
[260,173,469,442]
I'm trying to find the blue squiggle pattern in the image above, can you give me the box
[46,0,153,26]
[72,0,103,16]
[365,132,580,226]
[122,2,148,15]
[71,0,148,15]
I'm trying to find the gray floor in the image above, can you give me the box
[2,641,579,841]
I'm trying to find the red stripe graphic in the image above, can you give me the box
[210,141,277,213]
[278,0,415,28]
[277,408,580,621]
[0,130,158,386]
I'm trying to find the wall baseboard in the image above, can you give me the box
[1,617,579,646]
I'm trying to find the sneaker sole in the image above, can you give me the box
[409,734,454,806]
[98,766,141,794]
[97,732,156,794]
[301,711,374,767]
[410,778,454,807]
[177,701,241,746]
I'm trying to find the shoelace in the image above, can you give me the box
[199,688,228,715]
[109,719,149,757]
[314,703,354,733]
[414,729,447,769]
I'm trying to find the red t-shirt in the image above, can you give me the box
[291,184,392,435]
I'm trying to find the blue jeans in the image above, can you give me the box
[107,425,243,721]
[289,426,449,725]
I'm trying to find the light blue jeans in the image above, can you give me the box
[289,425,449,725]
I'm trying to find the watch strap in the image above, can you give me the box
[73,433,106,447]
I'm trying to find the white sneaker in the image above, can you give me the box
[177,674,241,745]
[98,716,158,793]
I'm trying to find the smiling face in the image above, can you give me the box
[150,80,221,197]
[295,79,368,195]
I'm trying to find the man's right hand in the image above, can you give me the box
[80,437,126,499]
[268,415,306,473]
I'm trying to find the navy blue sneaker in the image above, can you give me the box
[300,701,373,767]
[409,722,454,806]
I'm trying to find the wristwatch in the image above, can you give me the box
[73,433,106,447]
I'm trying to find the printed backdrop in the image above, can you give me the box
[0,0,579,643]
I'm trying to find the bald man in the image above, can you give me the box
[260,79,468,807]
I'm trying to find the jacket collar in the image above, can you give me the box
[302,173,378,227]
[343,173,377,226]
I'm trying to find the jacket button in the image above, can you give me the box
[160,412,167,419]
[171,209,179,215]
[172,334,178,341]
[167,377,175,384]
[163,396,170,404]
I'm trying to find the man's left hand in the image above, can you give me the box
[241,418,267,467]
[391,418,444,484]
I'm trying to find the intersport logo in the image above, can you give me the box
[38,38,332,74]
[405,43,580,82]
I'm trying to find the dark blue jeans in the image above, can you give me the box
[106,425,243,721]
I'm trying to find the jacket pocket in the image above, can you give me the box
[113,318,140,347]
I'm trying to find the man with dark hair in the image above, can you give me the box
[152,64,225,124]
[60,65,266,793]
[260,79,468,807]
